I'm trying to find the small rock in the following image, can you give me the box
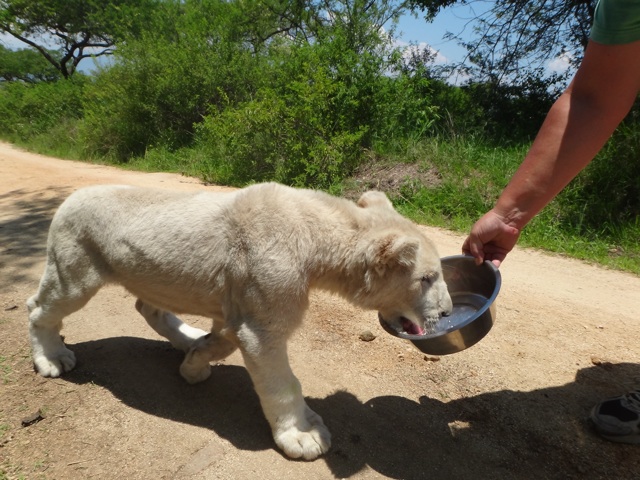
[3,305,18,311]
[21,410,44,427]
[591,355,603,366]
[423,355,440,362]
[359,330,376,342]
[447,420,471,438]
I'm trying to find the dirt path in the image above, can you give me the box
[1,142,639,480]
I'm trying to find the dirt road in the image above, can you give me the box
[1,142,639,479]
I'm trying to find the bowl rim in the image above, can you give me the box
[380,254,502,340]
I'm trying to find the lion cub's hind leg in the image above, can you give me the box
[135,299,208,352]
[28,263,102,377]
[28,291,79,378]
[179,331,238,384]
[135,300,236,383]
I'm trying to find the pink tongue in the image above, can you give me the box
[401,318,425,335]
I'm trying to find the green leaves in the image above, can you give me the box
[0,76,85,142]
[0,44,60,82]
[193,42,369,187]
[77,0,415,184]
[0,0,156,78]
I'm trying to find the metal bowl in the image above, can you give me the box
[379,254,501,355]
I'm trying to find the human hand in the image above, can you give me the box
[462,210,521,267]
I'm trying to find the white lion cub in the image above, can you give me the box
[27,182,452,460]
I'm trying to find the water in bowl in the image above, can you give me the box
[429,292,489,334]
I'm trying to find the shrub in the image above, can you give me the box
[0,77,85,142]
[195,80,366,188]
[80,0,257,160]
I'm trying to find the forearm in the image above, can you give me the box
[492,40,640,230]
[493,89,617,229]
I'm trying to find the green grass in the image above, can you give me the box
[380,137,640,275]
[0,356,12,384]
[0,457,28,480]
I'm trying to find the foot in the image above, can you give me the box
[30,325,77,377]
[273,406,331,460]
[179,361,212,384]
[32,346,76,377]
[590,390,640,444]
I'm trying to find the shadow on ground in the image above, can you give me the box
[0,186,72,292]
[63,337,640,480]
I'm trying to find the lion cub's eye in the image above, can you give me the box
[421,273,437,285]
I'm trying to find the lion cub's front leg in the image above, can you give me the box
[238,325,331,460]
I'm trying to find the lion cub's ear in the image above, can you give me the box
[368,233,419,275]
[357,191,393,210]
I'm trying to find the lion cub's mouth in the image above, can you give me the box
[400,317,426,336]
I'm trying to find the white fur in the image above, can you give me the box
[27,182,451,460]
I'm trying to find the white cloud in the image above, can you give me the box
[547,52,573,74]
[391,38,472,85]
[414,42,448,65]
[394,39,449,65]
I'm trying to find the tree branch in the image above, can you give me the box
[1,28,64,77]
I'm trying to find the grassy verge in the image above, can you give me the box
[379,138,640,275]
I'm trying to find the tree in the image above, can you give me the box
[228,0,407,55]
[0,0,155,78]
[0,44,61,82]
[408,0,596,84]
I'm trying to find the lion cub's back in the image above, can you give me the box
[54,184,230,221]
[48,185,238,248]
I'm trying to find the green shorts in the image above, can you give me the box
[590,0,640,45]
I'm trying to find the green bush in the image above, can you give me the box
[80,0,258,160]
[0,77,85,142]
[189,17,428,188]
[194,57,367,187]
[413,71,559,143]
[0,45,61,83]
[462,75,558,143]
[371,68,440,150]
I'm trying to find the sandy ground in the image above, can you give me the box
[1,142,639,480]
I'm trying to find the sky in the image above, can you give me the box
[394,5,480,66]
[394,4,572,79]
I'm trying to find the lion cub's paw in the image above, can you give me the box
[275,413,331,460]
[179,362,212,384]
[33,347,76,377]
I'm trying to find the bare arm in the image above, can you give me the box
[464,39,640,266]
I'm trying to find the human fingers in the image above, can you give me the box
[462,234,485,266]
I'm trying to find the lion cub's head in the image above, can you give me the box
[356,191,453,335]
